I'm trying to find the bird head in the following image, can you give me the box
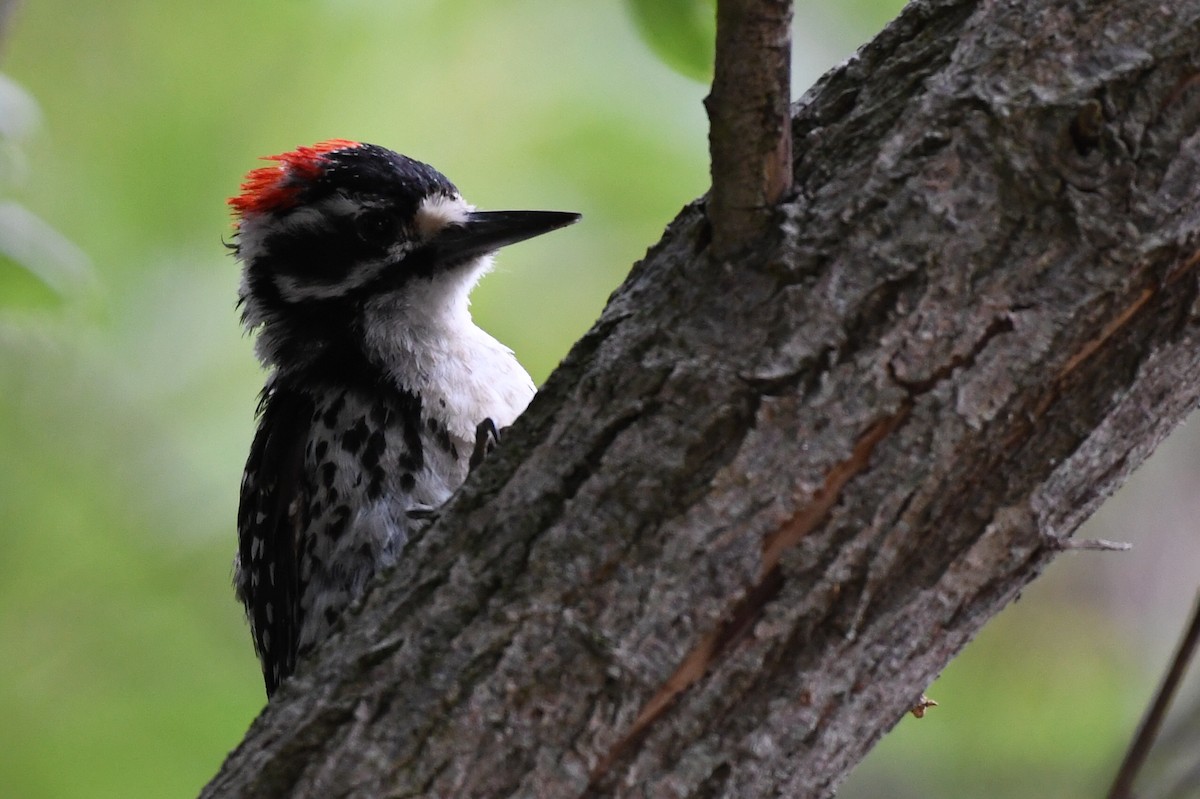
[228,140,578,372]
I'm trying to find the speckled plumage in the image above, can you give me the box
[229,141,576,696]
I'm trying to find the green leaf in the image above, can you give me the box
[625,0,716,83]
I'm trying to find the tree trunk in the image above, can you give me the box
[202,0,1200,796]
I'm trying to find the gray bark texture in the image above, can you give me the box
[203,0,1200,796]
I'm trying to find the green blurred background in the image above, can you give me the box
[0,1,1196,797]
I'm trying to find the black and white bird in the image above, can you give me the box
[228,139,578,696]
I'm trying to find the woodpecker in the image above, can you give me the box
[228,139,578,697]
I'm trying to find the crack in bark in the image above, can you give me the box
[583,407,911,793]
[761,408,912,574]
[1023,264,1192,431]
[889,314,1016,396]
[1053,287,1155,389]
[1164,247,1200,285]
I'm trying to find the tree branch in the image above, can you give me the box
[705,0,793,254]
[1108,591,1200,799]
[203,1,1200,796]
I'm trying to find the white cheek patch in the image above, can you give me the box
[278,199,356,232]
[236,194,361,264]
[415,193,472,240]
[241,193,418,304]
[273,257,395,303]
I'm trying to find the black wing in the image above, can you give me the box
[235,382,314,697]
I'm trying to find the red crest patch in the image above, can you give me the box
[228,139,360,218]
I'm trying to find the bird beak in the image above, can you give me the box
[432,210,580,264]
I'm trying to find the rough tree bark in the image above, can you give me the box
[203,0,1200,796]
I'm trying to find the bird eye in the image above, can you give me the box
[354,211,394,247]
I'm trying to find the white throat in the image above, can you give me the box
[361,259,535,440]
